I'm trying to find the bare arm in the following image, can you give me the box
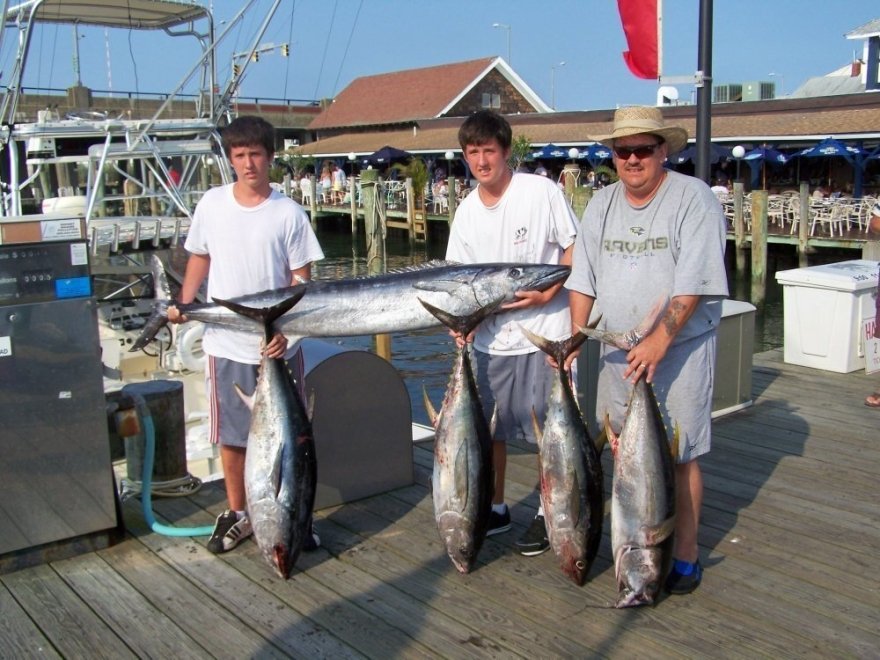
[167,253,210,323]
[624,294,700,383]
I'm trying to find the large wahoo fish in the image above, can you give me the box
[131,256,571,351]
[521,328,604,586]
[421,298,502,574]
[214,291,317,580]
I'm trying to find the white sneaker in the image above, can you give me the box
[206,510,252,554]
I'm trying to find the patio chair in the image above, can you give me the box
[809,201,845,237]
[300,179,313,205]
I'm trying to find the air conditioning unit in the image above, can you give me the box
[742,81,774,101]
[713,84,743,103]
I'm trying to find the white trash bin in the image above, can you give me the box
[775,259,880,373]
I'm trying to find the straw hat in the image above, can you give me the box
[595,106,689,155]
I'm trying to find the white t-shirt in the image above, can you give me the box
[184,184,324,363]
[446,172,578,355]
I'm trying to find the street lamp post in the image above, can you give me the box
[550,61,566,110]
[444,148,453,179]
[492,23,511,64]
[732,145,745,182]
[768,72,784,98]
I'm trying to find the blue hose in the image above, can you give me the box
[133,394,214,537]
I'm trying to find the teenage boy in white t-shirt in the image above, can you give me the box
[168,116,324,554]
[446,110,578,556]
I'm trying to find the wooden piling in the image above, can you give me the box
[733,182,746,276]
[750,190,769,306]
[798,182,810,267]
[447,175,456,224]
[349,177,357,235]
[309,174,318,231]
[361,169,391,360]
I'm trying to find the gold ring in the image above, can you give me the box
[640,363,647,368]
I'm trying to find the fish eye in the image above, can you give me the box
[507,267,524,279]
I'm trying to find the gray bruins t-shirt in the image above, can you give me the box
[567,169,729,341]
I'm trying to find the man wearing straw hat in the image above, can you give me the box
[566,106,729,596]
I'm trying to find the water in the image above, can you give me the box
[312,223,860,424]
[311,225,451,426]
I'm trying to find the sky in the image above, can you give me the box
[3,0,878,113]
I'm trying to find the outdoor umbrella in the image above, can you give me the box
[363,145,412,165]
[531,143,569,159]
[575,143,613,168]
[743,146,790,189]
[793,137,865,189]
[669,144,732,166]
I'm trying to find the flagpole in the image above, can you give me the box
[694,0,713,183]
[657,0,663,78]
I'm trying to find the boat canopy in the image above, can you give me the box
[4,0,209,30]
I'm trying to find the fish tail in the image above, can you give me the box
[520,325,588,367]
[418,296,506,336]
[130,255,174,352]
[576,295,668,350]
[130,300,170,351]
[213,289,306,339]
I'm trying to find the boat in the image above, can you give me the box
[0,0,287,478]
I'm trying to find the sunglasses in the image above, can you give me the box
[613,143,663,160]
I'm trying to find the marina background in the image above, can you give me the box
[7,0,878,112]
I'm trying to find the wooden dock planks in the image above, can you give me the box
[0,349,878,658]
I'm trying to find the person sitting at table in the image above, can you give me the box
[812,184,830,199]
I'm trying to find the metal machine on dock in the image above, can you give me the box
[0,216,120,573]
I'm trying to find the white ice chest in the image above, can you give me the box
[775,259,880,373]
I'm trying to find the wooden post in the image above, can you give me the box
[447,175,457,224]
[360,169,391,360]
[798,181,810,267]
[562,163,579,201]
[570,186,592,219]
[309,174,318,231]
[349,177,357,235]
[751,190,769,306]
[733,182,746,276]
[405,176,415,245]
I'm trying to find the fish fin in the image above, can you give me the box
[642,515,676,546]
[670,422,680,458]
[233,382,255,411]
[413,278,467,294]
[530,407,543,449]
[593,427,608,453]
[418,296,506,336]
[603,413,620,458]
[489,405,498,438]
[423,385,439,428]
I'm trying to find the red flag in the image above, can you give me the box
[617,0,659,79]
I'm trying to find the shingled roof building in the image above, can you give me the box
[308,57,550,138]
